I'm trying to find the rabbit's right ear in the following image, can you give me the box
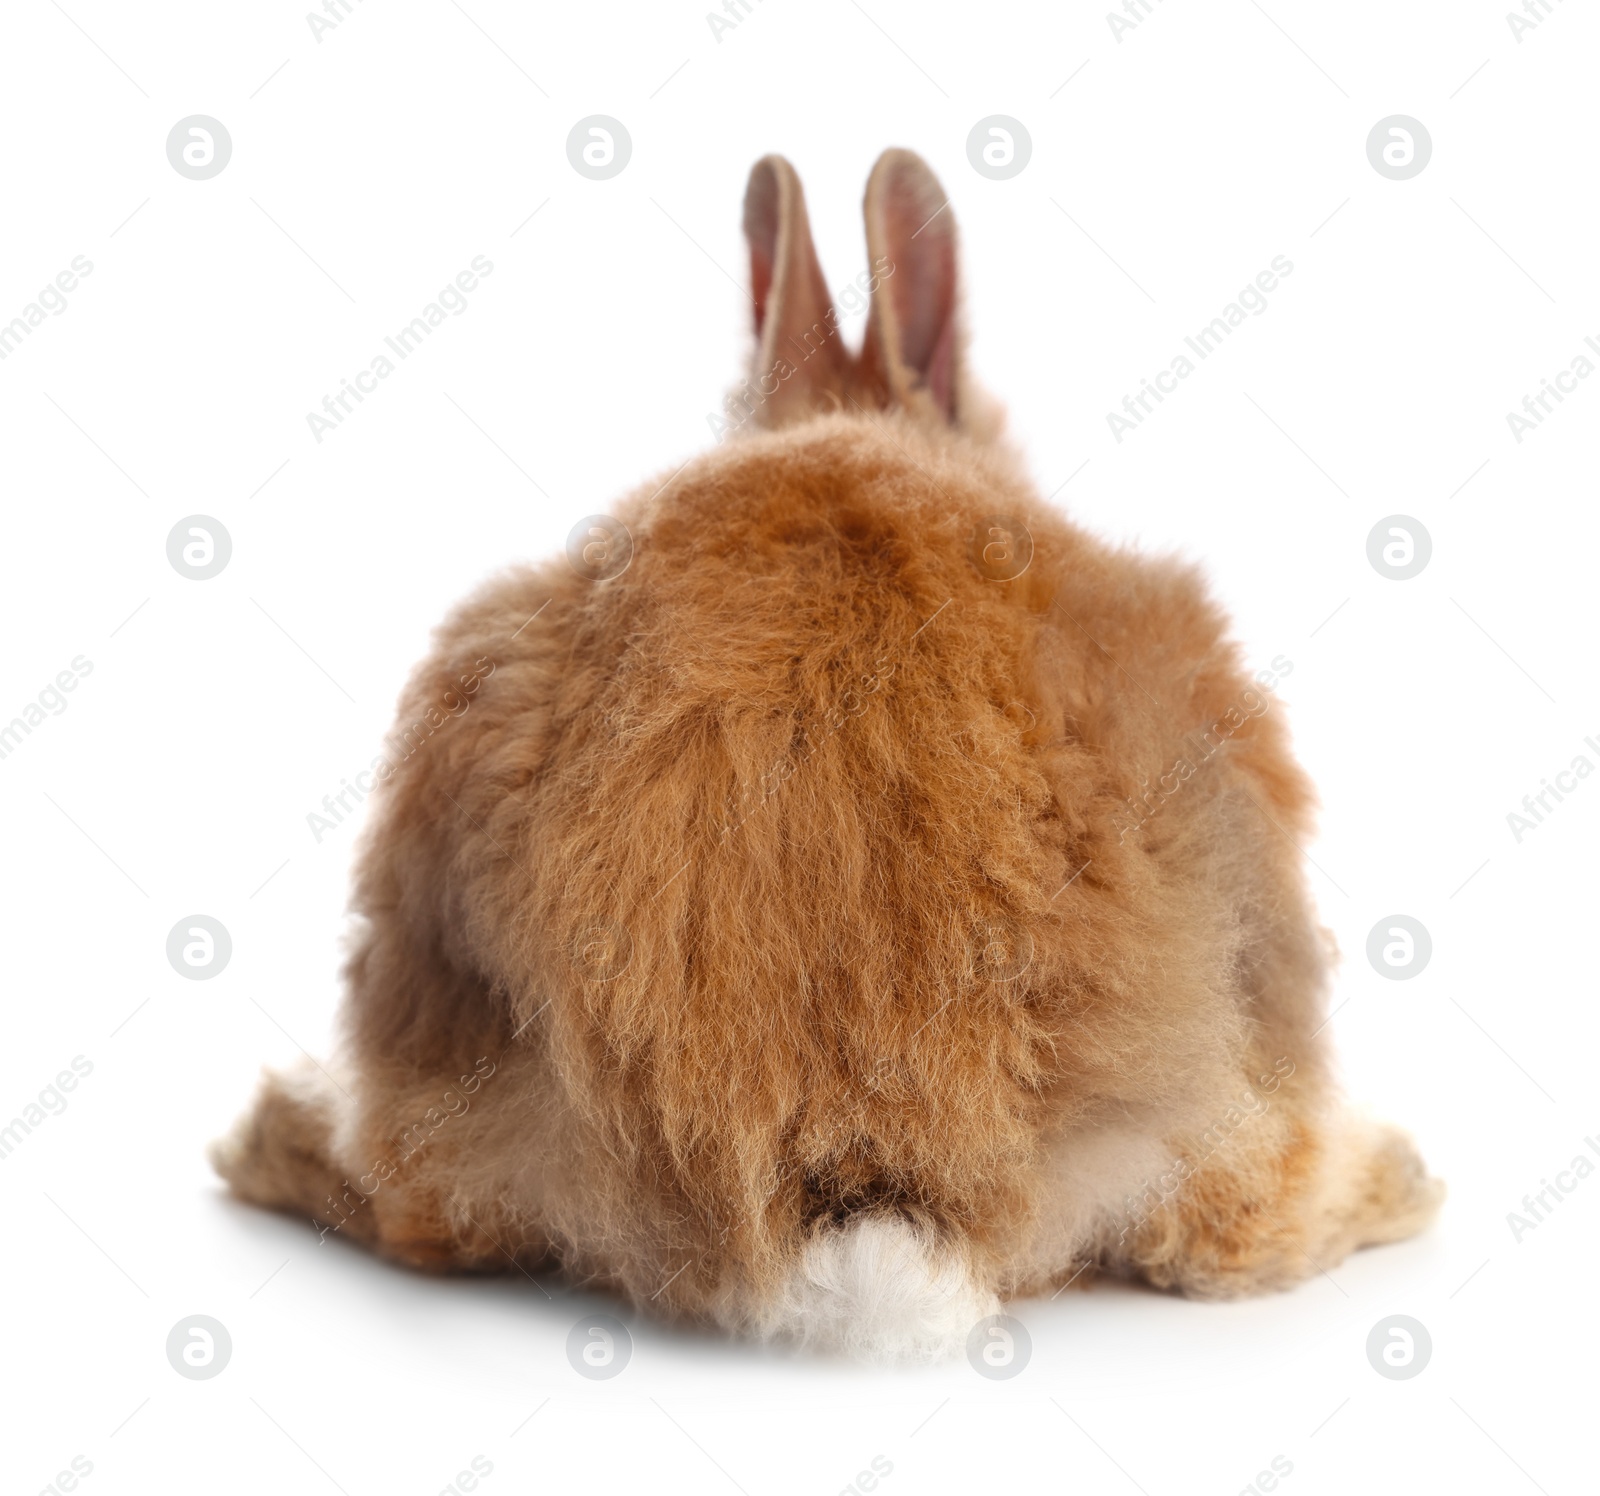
[858,149,963,425]
[741,155,851,427]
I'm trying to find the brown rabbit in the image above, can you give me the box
[212,149,1442,1361]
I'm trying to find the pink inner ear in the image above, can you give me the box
[744,163,783,341]
[749,243,775,339]
[878,166,958,418]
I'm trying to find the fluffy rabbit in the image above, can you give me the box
[213,149,1442,1362]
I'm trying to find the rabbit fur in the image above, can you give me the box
[212,149,1443,1363]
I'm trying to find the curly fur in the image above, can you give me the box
[213,149,1442,1361]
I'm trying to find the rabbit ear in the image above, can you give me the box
[742,155,850,424]
[859,149,961,424]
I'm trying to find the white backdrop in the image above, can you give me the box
[3,1,1596,1492]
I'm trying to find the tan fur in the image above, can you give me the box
[213,149,1441,1355]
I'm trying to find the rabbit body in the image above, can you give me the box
[214,152,1441,1361]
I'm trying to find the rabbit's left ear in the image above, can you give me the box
[859,149,962,425]
[742,155,851,424]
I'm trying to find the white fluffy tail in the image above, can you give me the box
[759,1214,1000,1363]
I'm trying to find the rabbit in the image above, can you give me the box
[212,148,1443,1363]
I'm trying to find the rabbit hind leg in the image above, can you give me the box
[1117,1096,1443,1299]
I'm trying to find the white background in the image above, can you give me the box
[2,1,1596,1492]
